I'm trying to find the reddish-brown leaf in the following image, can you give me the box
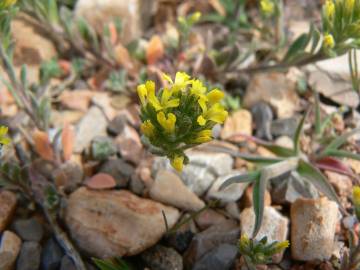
[85,173,116,189]
[108,21,118,45]
[33,130,54,161]
[315,156,356,178]
[146,35,164,65]
[114,44,135,73]
[62,123,74,161]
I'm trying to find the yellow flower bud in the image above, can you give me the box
[0,126,10,145]
[324,0,335,20]
[345,0,355,14]
[171,155,184,172]
[140,120,155,138]
[323,33,335,49]
[274,240,290,252]
[190,12,202,23]
[239,234,250,248]
[1,0,17,8]
[193,129,212,143]
[157,112,176,133]
[260,0,275,16]
[353,186,360,206]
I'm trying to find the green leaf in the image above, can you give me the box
[92,257,130,270]
[220,171,260,190]
[252,172,267,237]
[297,159,343,210]
[314,91,321,136]
[323,128,360,153]
[293,110,309,155]
[284,33,309,62]
[259,143,295,158]
[325,149,360,161]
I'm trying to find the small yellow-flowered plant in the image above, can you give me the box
[0,0,17,9]
[353,186,360,220]
[239,234,289,266]
[138,72,228,172]
[260,0,275,17]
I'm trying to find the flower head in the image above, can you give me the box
[274,240,290,252]
[138,72,227,171]
[324,0,335,20]
[323,33,335,49]
[171,155,184,172]
[260,0,275,16]
[0,126,10,145]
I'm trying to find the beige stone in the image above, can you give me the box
[221,109,252,141]
[0,191,17,232]
[291,197,339,261]
[150,170,205,212]
[65,187,180,258]
[0,231,22,270]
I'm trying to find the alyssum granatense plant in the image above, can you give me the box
[138,72,228,172]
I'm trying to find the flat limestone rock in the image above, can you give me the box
[65,187,180,258]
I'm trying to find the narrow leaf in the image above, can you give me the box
[315,156,356,179]
[326,149,360,161]
[323,128,360,153]
[252,173,266,237]
[293,110,309,154]
[297,159,343,210]
[220,171,260,190]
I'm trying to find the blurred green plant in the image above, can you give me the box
[212,95,360,237]
[239,234,289,269]
[93,257,130,270]
[339,186,360,269]
[138,72,228,171]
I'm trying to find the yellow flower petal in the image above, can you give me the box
[207,89,224,104]
[323,33,335,49]
[162,73,173,84]
[193,129,213,143]
[353,186,360,206]
[324,0,335,20]
[197,115,206,126]
[171,155,184,172]
[140,120,155,138]
[137,84,147,106]
[207,103,228,124]
[157,112,176,133]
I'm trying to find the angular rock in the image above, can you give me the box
[115,125,143,165]
[41,238,64,270]
[221,109,252,141]
[251,102,273,140]
[271,117,299,138]
[13,218,44,242]
[291,197,339,261]
[141,245,183,270]
[271,173,319,204]
[75,0,155,45]
[244,73,299,118]
[153,151,233,196]
[184,220,239,269]
[16,241,42,270]
[150,170,205,212]
[325,171,352,203]
[85,173,117,190]
[53,160,83,191]
[275,136,294,149]
[107,114,127,136]
[59,90,93,112]
[243,186,271,207]
[0,191,17,232]
[192,244,238,270]
[90,136,117,160]
[240,207,288,263]
[0,230,22,270]
[65,187,180,257]
[99,158,134,187]
[74,106,107,153]
[194,209,228,231]
[206,170,248,203]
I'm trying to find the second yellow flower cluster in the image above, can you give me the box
[138,72,228,171]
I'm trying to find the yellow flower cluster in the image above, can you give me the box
[0,0,17,8]
[138,72,228,172]
[0,126,10,146]
[323,33,335,49]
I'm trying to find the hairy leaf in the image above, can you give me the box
[220,171,260,190]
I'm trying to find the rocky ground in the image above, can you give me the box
[1,0,360,270]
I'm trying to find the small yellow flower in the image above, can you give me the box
[0,126,10,145]
[157,112,176,133]
[345,0,355,14]
[163,72,192,93]
[240,234,250,247]
[171,155,184,172]
[140,120,155,138]
[323,33,335,49]
[192,129,213,143]
[0,0,17,8]
[207,89,224,104]
[353,186,360,206]
[274,240,290,252]
[260,0,275,16]
[324,0,335,20]
[197,103,228,126]
[189,12,202,23]
[137,80,155,106]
